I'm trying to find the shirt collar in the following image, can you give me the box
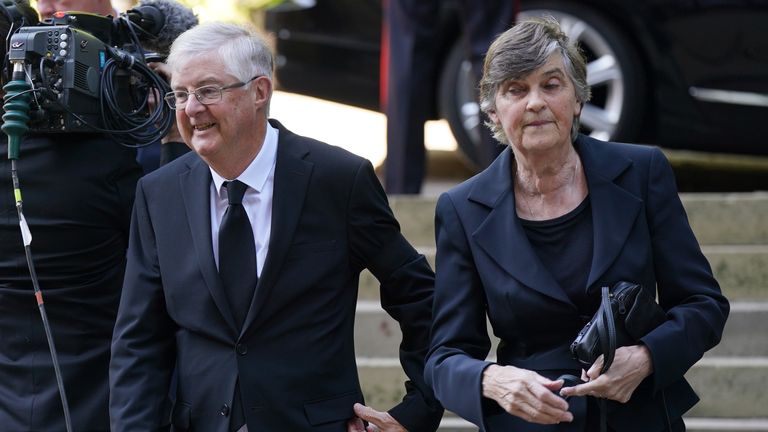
[211,122,279,198]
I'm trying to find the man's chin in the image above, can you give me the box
[190,139,221,157]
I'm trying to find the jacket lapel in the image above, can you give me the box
[470,149,572,305]
[179,157,239,335]
[241,120,313,333]
[576,136,644,288]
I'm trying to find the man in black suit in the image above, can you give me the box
[109,22,443,432]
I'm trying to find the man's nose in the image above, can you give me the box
[183,93,206,116]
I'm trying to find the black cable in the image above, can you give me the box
[119,15,149,63]
[100,18,171,145]
[100,48,173,146]
[10,159,73,432]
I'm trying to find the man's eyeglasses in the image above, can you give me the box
[164,76,261,110]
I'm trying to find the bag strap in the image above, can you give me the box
[598,286,617,373]
[596,286,619,432]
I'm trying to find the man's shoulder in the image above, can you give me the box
[275,121,367,169]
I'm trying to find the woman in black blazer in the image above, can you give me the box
[424,17,729,431]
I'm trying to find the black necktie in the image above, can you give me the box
[219,180,255,432]
[218,180,258,329]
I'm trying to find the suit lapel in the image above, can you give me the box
[179,157,239,335]
[471,149,572,305]
[576,136,644,288]
[241,121,313,333]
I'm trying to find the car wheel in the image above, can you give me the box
[439,1,646,169]
[438,41,483,169]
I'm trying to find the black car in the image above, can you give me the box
[265,0,768,168]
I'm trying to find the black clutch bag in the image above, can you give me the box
[570,281,666,372]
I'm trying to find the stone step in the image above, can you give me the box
[358,246,768,301]
[354,301,768,358]
[686,418,768,432]
[682,193,768,246]
[708,302,768,357]
[435,415,768,431]
[686,357,768,418]
[434,415,768,431]
[704,246,768,301]
[356,356,768,420]
[388,192,768,247]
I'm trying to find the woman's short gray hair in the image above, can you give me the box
[167,22,274,83]
[479,16,591,144]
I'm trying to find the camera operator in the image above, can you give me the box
[0,0,189,429]
[0,103,141,430]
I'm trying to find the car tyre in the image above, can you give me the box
[438,41,483,169]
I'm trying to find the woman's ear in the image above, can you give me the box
[488,109,499,125]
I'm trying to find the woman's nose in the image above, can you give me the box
[526,88,546,111]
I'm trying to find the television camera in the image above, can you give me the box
[2,0,196,146]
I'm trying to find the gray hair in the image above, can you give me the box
[479,16,591,144]
[167,22,274,83]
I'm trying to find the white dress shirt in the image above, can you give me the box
[209,123,278,276]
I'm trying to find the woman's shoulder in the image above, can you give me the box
[579,134,661,160]
[577,135,668,178]
[445,147,514,202]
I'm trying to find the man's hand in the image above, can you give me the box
[148,61,172,82]
[481,364,573,424]
[559,344,653,403]
[346,403,407,432]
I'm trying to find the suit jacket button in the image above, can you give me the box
[236,343,247,355]
[220,403,230,417]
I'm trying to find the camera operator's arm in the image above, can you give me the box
[149,61,190,165]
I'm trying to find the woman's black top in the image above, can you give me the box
[520,196,594,313]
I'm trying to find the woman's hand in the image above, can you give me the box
[560,344,653,403]
[346,403,407,432]
[482,364,573,424]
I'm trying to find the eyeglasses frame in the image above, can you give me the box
[164,75,263,110]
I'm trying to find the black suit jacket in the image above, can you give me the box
[109,120,442,431]
[425,135,729,431]
[0,134,141,431]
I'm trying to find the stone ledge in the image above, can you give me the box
[435,415,768,431]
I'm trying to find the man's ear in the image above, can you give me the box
[252,76,272,106]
